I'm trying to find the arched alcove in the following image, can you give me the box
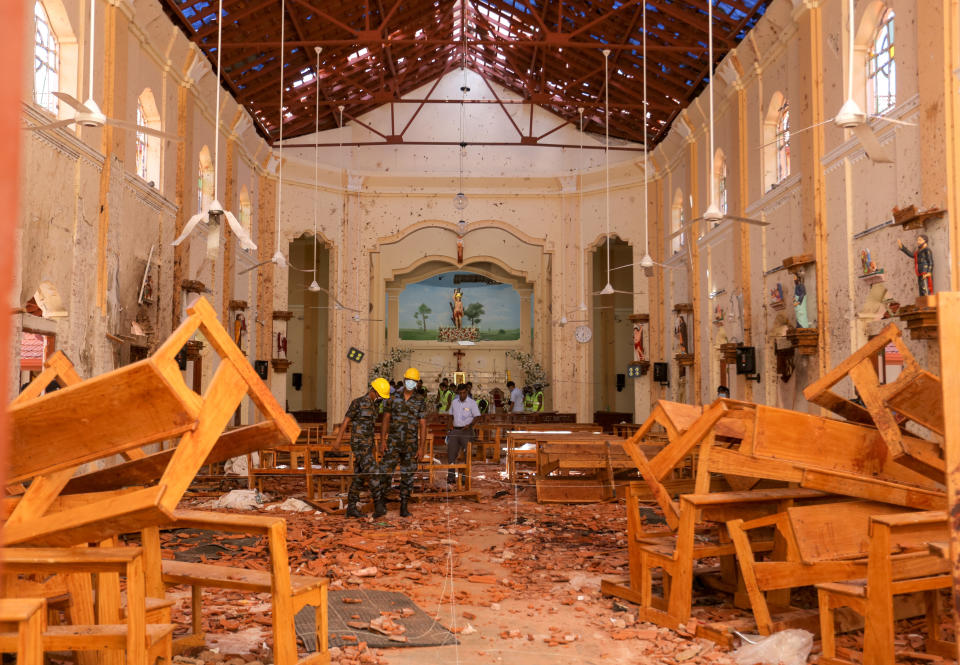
[590,234,633,415]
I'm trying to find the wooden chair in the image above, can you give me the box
[817,510,952,665]
[603,488,826,643]
[0,598,45,665]
[726,500,909,636]
[0,546,173,665]
[803,323,944,481]
[4,296,298,547]
[155,509,329,665]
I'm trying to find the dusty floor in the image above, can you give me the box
[167,465,740,665]
[165,466,953,665]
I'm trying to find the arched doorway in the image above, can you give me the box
[286,234,331,416]
[591,235,634,415]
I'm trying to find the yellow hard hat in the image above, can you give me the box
[371,377,391,399]
[403,367,421,381]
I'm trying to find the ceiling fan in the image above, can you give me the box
[27,0,180,143]
[675,2,770,241]
[761,0,914,162]
[171,0,256,260]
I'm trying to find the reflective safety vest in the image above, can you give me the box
[523,393,535,411]
[532,390,544,412]
[438,389,453,413]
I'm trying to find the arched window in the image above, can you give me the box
[867,8,895,115]
[776,102,790,182]
[135,89,162,186]
[238,185,252,244]
[197,145,213,212]
[34,1,59,114]
[713,149,727,223]
[671,188,685,254]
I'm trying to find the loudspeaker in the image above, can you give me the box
[653,362,669,384]
[736,346,756,375]
[616,374,626,392]
[254,360,269,380]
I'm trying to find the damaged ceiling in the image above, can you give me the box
[159,0,772,148]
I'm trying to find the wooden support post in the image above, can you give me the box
[937,292,960,641]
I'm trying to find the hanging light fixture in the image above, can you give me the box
[453,23,469,214]
[577,107,587,311]
[639,1,654,271]
[598,49,615,296]
[308,46,323,294]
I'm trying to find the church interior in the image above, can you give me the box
[3,0,960,663]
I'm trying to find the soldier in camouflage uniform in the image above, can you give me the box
[376,367,427,517]
[333,378,391,518]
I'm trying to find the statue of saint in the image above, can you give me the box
[897,234,934,296]
[793,272,810,328]
[233,312,247,349]
[633,324,645,362]
[450,289,464,329]
[674,314,688,354]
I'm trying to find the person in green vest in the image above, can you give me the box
[532,383,544,412]
[523,385,535,412]
[437,378,453,413]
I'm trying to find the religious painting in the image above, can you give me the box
[396,271,523,341]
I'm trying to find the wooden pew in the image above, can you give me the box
[0,598,45,665]
[817,510,952,665]
[156,509,329,665]
[4,296,298,547]
[0,546,173,665]
[506,429,606,481]
[726,500,909,635]
[534,439,638,503]
[803,323,944,481]
[600,488,827,643]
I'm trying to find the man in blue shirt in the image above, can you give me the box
[446,383,481,486]
[507,381,524,414]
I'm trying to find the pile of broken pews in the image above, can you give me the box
[603,294,960,665]
[1,297,331,665]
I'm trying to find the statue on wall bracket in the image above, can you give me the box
[674,312,688,355]
[793,271,810,329]
[897,234,934,297]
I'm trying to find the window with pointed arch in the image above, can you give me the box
[867,8,895,116]
[136,102,149,180]
[671,189,685,255]
[714,151,728,223]
[34,0,59,114]
[197,146,213,213]
[776,102,790,182]
[238,186,252,246]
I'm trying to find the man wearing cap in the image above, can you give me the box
[447,383,482,486]
[378,367,427,517]
[333,378,390,518]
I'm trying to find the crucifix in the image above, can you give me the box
[453,349,466,371]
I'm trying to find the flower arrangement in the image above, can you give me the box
[506,350,548,387]
[368,347,412,382]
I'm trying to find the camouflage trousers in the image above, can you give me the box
[347,440,380,505]
[378,442,419,499]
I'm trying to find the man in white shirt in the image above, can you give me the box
[447,383,481,485]
[507,381,524,414]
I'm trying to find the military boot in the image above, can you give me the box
[399,497,411,518]
[345,503,364,519]
[372,496,387,518]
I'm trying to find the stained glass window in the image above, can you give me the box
[776,103,790,182]
[34,1,59,114]
[867,9,895,116]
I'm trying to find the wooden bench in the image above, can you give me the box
[534,439,638,503]
[817,510,952,665]
[506,429,605,481]
[0,546,173,665]
[726,500,910,636]
[156,509,329,665]
[5,296,299,548]
[0,598,45,665]
[803,322,944,482]
[602,488,827,642]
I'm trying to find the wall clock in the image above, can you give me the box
[575,324,593,343]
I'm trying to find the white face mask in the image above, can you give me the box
[404,379,417,391]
